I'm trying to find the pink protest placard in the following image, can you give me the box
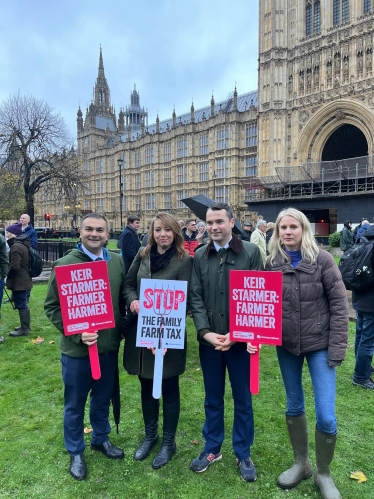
[55,261,115,335]
[229,270,282,394]
[54,261,115,380]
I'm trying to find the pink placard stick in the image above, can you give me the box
[250,348,260,395]
[87,330,101,380]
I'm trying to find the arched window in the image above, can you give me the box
[342,0,350,22]
[314,1,321,33]
[306,3,312,36]
[333,0,340,25]
[334,0,350,25]
[306,1,321,36]
[364,0,372,14]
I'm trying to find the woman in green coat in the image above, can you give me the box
[123,212,193,469]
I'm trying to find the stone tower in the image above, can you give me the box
[258,0,374,174]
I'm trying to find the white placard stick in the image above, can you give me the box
[152,347,164,399]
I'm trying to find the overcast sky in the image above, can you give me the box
[1,0,259,138]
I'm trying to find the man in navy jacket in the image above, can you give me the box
[20,214,38,249]
[120,215,141,275]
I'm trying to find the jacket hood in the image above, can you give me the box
[15,234,31,247]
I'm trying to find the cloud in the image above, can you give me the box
[1,0,259,135]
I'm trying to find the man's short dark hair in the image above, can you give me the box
[207,203,234,221]
[185,219,197,226]
[127,215,140,224]
[80,213,108,230]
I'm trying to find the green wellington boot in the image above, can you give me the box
[277,414,313,489]
[314,430,341,499]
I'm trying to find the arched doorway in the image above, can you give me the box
[322,124,368,161]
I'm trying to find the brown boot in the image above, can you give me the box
[314,430,341,499]
[277,414,313,489]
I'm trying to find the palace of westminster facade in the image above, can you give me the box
[39,1,374,231]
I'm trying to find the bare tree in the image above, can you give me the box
[0,92,84,226]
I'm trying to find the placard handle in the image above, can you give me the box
[87,331,101,380]
[250,348,260,395]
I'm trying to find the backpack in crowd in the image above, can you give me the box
[116,232,124,249]
[29,247,43,278]
[339,235,374,291]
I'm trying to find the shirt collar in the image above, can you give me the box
[213,236,232,252]
[81,244,104,261]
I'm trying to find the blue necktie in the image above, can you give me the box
[95,257,103,261]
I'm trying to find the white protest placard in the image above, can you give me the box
[136,279,187,349]
[136,278,188,399]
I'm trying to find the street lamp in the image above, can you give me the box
[117,157,124,228]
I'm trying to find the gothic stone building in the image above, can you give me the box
[39,2,374,233]
[39,47,258,231]
[248,0,374,234]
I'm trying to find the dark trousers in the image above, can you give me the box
[61,350,118,456]
[13,291,28,310]
[199,343,254,460]
[138,375,179,404]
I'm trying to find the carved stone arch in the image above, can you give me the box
[297,99,374,163]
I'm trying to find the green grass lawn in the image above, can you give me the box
[0,285,373,499]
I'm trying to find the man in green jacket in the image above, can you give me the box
[45,213,125,481]
[189,203,264,483]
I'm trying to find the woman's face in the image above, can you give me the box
[153,219,174,251]
[279,215,303,252]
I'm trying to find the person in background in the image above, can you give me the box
[120,215,141,276]
[178,220,185,230]
[44,213,125,481]
[123,213,193,469]
[249,207,348,499]
[340,221,354,253]
[196,221,209,245]
[241,222,253,242]
[356,219,370,242]
[190,203,263,483]
[265,222,275,247]
[352,218,366,242]
[250,220,267,265]
[6,223,32,338]
[20,214,38,249]
[0,232,9,342]
[4,214,37,305]
[182,219,198,256]
[351,222,374,390]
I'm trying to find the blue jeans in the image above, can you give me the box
[354,311,374,381]
[0,279,5,318]
[276,346,337,435]
[199,344,254,460]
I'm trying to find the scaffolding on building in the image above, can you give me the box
[241,155,374,202]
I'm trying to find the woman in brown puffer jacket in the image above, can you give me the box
[247,208,348,499]
[6,223,32,337]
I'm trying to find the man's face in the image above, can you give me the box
[244,225,252,232]
[130,220,140,231]
[186,221,197,232]
[206,209,234,246]
[20,214,30,226]
[259,224,267,233]
[79,217,109,255]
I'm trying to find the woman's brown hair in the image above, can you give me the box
[141,212,187,260]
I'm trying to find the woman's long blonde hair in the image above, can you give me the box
[267,207,319,265]
[141,212,186,260]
